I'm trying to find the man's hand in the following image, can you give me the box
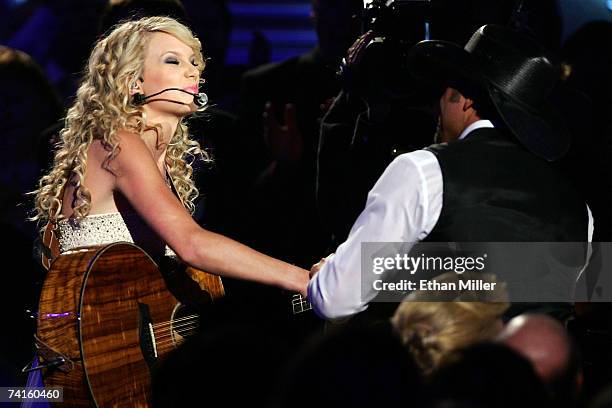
[310,253,334,279]
[263,101,303,163]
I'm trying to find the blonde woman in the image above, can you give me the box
[391,272,509,376]
[31,16,308,295]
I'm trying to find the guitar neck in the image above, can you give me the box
[291,294,312,315]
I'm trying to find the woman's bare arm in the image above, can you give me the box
[110,131,309,295]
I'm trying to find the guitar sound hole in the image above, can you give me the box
[169,304,200,347]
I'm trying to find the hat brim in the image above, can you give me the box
[407,40,486,93]
[408,40,570,161]
[489,86,570,161]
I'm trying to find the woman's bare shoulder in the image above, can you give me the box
[114,129,144,141]
[98,131,156,174]
[87,131,143,158]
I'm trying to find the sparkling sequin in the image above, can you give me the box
[57,212,176,257]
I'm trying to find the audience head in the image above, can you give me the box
[431,342,550,408]
[269,323,428,408]
[497,313,582,406]
[0,46,63,235]
[0,46,63,124]
[391,272,508,375]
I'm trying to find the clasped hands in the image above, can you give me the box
[310,253,334,279]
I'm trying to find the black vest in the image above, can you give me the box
[349,128,589,326]
[424,127,587,242]
[423,128,589,321]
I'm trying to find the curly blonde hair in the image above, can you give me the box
[391,272,509,376]
[32,16,207,225]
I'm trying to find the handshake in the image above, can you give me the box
[310,253,334,279]
[290,254,334,315]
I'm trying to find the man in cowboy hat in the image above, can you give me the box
[308,24,593,321]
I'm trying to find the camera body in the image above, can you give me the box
[340,0,436,103]
[361,0,433,43]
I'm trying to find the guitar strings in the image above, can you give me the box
[154,324,200,340]
[156,329,196,342]
[155,323,200,340]
[155,328,199,348]
[154,322,200,340]
[156,335,196,349]
[154,319,199,334]
[152,314,197,327]
[151,314,198,329]
[153,317,199,332]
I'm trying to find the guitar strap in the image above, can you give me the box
[40,220,60,270]
[164,165,186,207]
[40,174,67,270]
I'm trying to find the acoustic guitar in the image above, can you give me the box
[33,242,224,407]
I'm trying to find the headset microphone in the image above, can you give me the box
[193,92,208,108]
[132,87,208,108]
[132,93,147,105]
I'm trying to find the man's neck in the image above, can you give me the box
[458,119,495,140]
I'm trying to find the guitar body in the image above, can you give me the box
[36,242,224,407]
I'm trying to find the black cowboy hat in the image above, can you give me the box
[408,24,569,161]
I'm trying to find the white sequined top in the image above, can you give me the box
[57,212,176,257]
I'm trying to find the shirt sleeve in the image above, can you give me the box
[307,149,443,319]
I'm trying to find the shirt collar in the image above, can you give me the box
[458,119,494,140]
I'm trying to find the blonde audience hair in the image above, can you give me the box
[391,272,509,376]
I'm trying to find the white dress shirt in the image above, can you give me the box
[307,120,593,320]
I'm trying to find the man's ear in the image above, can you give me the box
[463,97,475,112]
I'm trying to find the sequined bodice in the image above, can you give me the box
[57,212,175,257]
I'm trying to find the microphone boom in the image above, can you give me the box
[133,87,208,108]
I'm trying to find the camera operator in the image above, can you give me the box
[315,0,565,250]
[309,0,593,326]
[310,21,592,323]
[317,0,440,248]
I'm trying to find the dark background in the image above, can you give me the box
[1,0,612,393]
